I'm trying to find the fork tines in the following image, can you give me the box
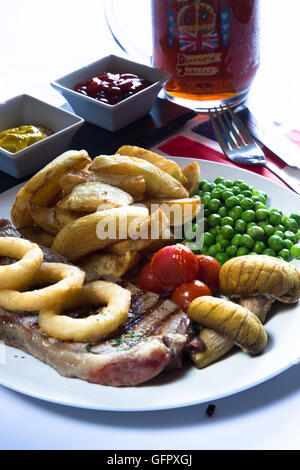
[209,105,255,151]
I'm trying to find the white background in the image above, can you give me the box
[0,0,300,451]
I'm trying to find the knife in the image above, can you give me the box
[236,106,300,170]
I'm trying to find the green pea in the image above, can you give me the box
[231,186,241,195]
[241,210,256,223]
[247,222,256,230]
[270,208,283,216]
[283,239,293,250]
[202,193,211,207]
[208,198,222,212]
[199,245,209,255]
[233,179,244,187]
[226,245,238,257]
[263,248,276,257]
[253,241,266,254]
[239,234,255,250]
[240,190,253,198]
[225,195,240,208]
[228,206,243,220]
[208,213,222,227]
[215,242,224,253]
[204,208,210,217]
[247,225,265,241]
[215,252,229,264]
[214,225,222,234]
[203,232,215,246]
[290,212,300,225]
[239,183,250,191]
[218,206,228,217]
[273,224,285,232]
[199,179,209,188]
[222,190,234,200]
[248,252,259,255]
[216,235,230,249]
[237,194,246,202]
[208,244,218,256]
[236,247,249,256]
[203,217,209,231]
[255,208,269,221]
[231,233,242,247]
[277,249,292,262]
[268,235,284,252]
[262,224,274,237]
[290,243,300,259]
[210,188,223,199]
[209,227,217,237]
[269,211,282,226]
[221,224,235,240]
[235,219,247,233]
[202,182,215,192]
[223,179,233,188]
[296,229,300,241]
[258,221,268,229]
[254,202,268,212]
[284,231,297,243]
[240,197,254,210]
[221,216,234,227]
[273,231,284,239]
[284,217,298,233]
[214,177,225,185]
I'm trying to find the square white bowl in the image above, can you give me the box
[0,94,85,179]
[50,54,169,132]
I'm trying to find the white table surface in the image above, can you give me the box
[0,0,300,451]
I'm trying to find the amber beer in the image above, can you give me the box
[151,0,260,109]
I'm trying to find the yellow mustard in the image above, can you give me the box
[0,125,53,153]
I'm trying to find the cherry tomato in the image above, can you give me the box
[151,244,198,288]
[139,262,171,294]
[196,255,221,293]
[171,280,212,312]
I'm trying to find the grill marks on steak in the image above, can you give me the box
[0,219,193,387]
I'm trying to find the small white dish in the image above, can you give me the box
[51,54,169,132]
[0,94,85,179]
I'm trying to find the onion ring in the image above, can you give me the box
[0,262,85,312]
[38,280,131,341]
[0,237,44,289]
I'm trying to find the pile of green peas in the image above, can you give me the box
[185,176,300,265]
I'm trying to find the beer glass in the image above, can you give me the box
[105,0,260,111]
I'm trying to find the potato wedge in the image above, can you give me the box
[59,168,146,201]
[11,150,91,228]
[18,226,55,248]
[78,250,141,277]
[58,170,88,193]
[56,182,134,213]
[105,209,170,255]
[52,205,149,261]
[92,154,189,199]
[181,161,200,196]
[141,196,201,227]
[30,204,61,235]
[55,207,87,228]
[116,145,187,185]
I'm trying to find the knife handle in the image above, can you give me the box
[265,161,300,196]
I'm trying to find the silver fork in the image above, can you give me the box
[209,105,300,196]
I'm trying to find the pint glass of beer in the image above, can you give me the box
[151,0,260,110]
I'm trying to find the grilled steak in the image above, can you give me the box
[0,219,193,387]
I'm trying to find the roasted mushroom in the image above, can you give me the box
[187,296,267,356]
[191,255,300,369]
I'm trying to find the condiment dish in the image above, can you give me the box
[50,54,169,132]
[0,94,85,178]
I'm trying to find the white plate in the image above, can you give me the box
[0,157,299,412]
